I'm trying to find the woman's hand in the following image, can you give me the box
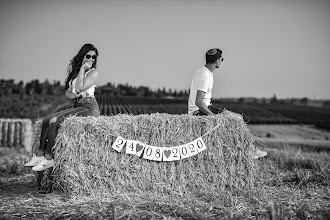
[76,91,87,100]
[81,60,93,71]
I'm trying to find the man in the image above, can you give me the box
[188,48,224,116]
[188,48,267,159]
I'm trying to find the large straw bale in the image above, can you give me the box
[33,111,256,198]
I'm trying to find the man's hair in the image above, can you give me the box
[205,48,222,64]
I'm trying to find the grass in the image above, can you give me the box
[1,140,330,219]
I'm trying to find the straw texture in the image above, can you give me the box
[32,111,256,198]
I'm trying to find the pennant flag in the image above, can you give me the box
[186,140,199,157]
[112,136,126,152]
[179,144,191,159]
[152,146,163,161]
[171,146,181,161]
[125,140,137,155]
[135,141,145,157]
[162,147,172,161]
[142,145,154,160]
[195,137,207,153]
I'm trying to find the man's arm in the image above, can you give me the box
[195,90,215,116]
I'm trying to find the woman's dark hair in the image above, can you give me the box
[64,43,99,91]
[205,48,222,64]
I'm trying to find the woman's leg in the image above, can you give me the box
[31,107,90,171]
[44,107,93,159]
[36,108,76,156]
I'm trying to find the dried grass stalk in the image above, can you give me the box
[33,111,256,200]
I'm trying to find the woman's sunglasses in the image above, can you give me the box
[85,54,97,60]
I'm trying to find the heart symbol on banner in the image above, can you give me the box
[164,150,171,158]
[136,143,144,152]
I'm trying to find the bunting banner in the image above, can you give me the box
[111,136,207,162]
[109,122,222,162]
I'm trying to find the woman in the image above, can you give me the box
[25,43,100,171]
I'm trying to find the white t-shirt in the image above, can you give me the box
[188,66,213,115]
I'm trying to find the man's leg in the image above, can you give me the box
[208,105,224,114]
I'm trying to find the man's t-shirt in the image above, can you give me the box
[188,66,213,115]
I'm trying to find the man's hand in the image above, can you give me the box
[81,60,93,71]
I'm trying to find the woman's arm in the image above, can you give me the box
[65,90,77,100]
[75,64,99,93]
[65,90,87,100]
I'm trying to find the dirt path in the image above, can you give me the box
[0,173,116,219]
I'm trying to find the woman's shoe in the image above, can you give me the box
[32,158,54,171]
[24,155,45,167]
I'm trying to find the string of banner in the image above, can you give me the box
[109,122,223,162]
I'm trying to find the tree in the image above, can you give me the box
[270,94,277,103]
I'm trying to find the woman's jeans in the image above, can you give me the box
[38,97,100,156]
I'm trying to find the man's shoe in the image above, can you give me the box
[251,149,267,159]
[25,155,45,167]
[32,158,54,171]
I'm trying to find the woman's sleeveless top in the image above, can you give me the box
[69,68,96,97]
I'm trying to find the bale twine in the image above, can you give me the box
[33,111,256,199]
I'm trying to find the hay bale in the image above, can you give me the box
[37,168,54,193]
[1,120,8,147]
[33,111,256,198]
[0,119,32,151]
[14,122,21,148]
[8,121,15,148]
[20,119,32,152]
[31,120,42,153]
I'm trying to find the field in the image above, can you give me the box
[0,124,330,219]
[2,94,330,129]
[1,94,330,219]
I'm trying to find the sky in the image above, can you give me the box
[1,0,329,99]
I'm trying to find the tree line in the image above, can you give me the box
[0,79,189,98]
